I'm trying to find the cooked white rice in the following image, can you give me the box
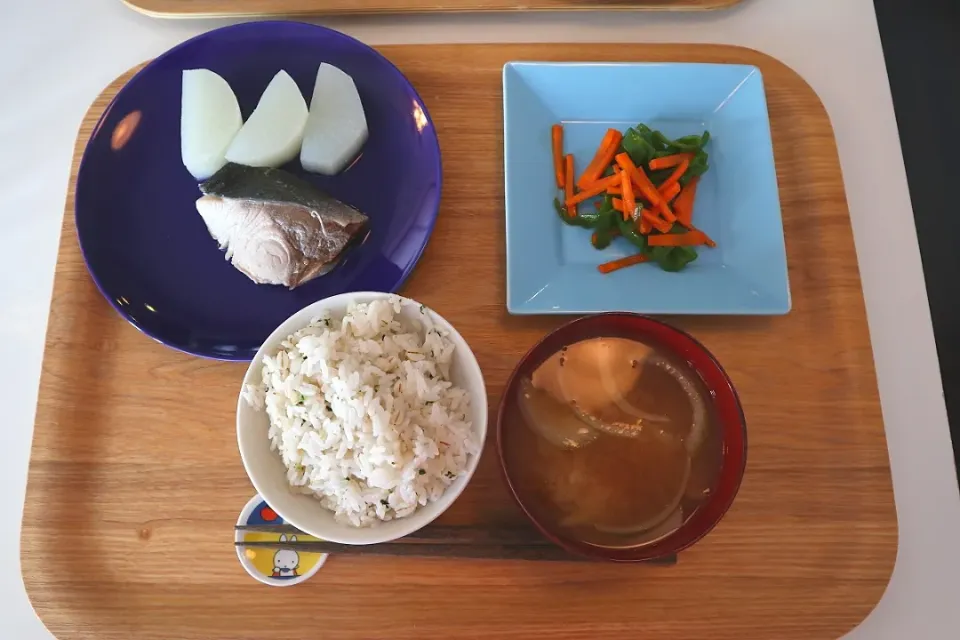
[243,296,479,527]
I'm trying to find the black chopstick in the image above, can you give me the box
[234,523,676,563]
[234,539,595,561]
[235,523,304,534]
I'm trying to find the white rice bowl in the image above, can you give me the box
[237,292,488,545]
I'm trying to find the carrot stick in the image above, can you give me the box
[565,174,622,208]
[621,170,636,222]
[700,230,717,248]
[648,152,693,171]
[598,253,649,274]
[606,167,622,193]
[603,166,622,195]
[674,178,699,228]
[577,128,624,189]
[646,212,673,234]
[576,128,616,187]
[660,181,681,202]
[594,201,602,210]
[615,153,659,204]
[552,125,565,189]
[639,217,652,234]
[658,157,690,194]
[612,198,624,213]
[656,198,677,222]
[564,154,576,218]
[647,230,711,247]
[615,153,676,222]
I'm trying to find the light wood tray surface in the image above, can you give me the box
[22,43,897,640]
[123,0,744,19]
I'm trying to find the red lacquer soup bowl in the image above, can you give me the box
[496,313,747,562]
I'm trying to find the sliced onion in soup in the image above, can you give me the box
[648,355,709,455]
[534,339,650,417]
[534,338,708,454]
[597,504,686,542]
[516,378,599,450]
[592,430,691,535]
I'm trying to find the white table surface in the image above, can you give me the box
[4,0,958,637]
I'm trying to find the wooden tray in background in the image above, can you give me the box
[123,0,743,18]
[21,44,897,640]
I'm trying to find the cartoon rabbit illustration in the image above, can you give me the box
[272,534,300,578]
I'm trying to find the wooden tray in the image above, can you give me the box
[123,0,743,19]
[22,44,897,640]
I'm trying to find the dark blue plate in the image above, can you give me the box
[76,21,441,360]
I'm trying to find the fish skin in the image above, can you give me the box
[200,163,368,229]
[196,163,368,289]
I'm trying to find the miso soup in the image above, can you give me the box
[502,337,723,549]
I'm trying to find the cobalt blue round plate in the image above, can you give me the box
[75,21,441,360]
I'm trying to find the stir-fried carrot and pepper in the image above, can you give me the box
[550,123,713,273]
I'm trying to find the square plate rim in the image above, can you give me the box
[502,59,790,316]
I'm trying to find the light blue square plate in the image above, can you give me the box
[503,62,790,315]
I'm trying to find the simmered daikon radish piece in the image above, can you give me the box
[300,63,368,175]
[180,69,242,180]
[225,71,308,168]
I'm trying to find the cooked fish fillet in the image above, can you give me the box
[196,163,368,288]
